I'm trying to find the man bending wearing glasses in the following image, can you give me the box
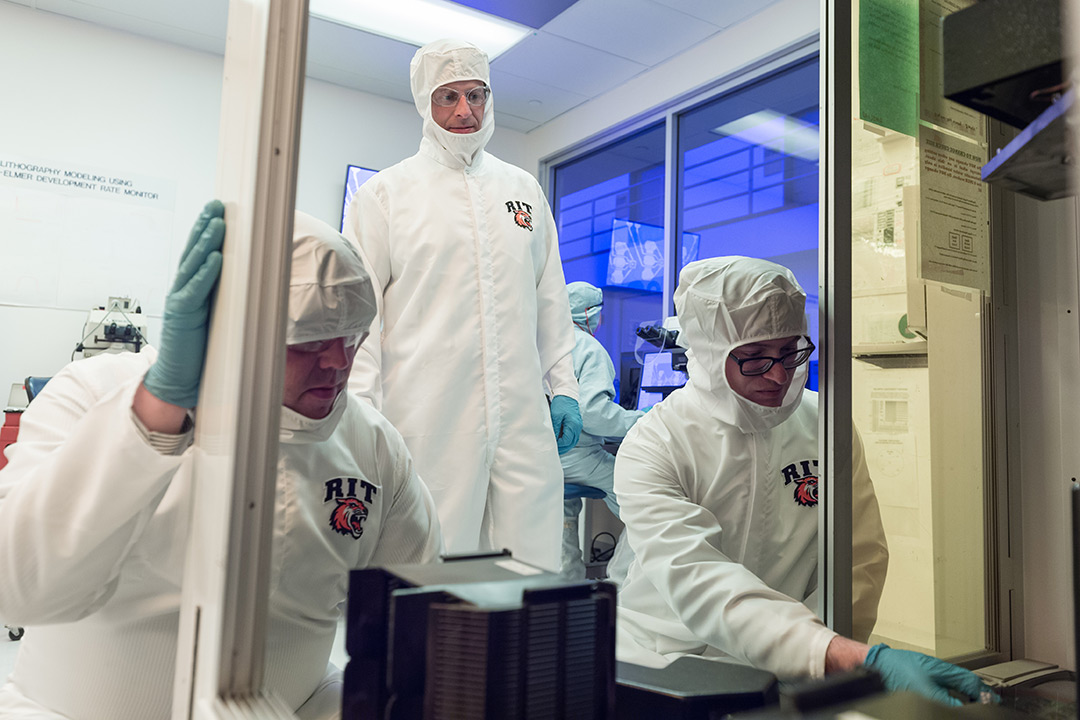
[342,39,580,572]
[613,256,994,707]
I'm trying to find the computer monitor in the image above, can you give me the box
[340,164,378,231]
[636,351,688,409]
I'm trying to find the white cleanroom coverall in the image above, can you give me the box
[0,214,442,719]
[614,256,889,681]
[344,39,577,571]
[560,282,644,577]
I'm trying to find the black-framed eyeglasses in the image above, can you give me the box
[431,85,489,108]
[728,337,816,377]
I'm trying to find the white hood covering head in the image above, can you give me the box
[410,38,495,169]
[281,212,376,441]
[567,281,603,333]
[674,256,809,433]
[286,211,376,346]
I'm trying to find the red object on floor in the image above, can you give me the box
[0,410,21,471]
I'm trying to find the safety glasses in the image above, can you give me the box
[288,334,364,354]
[431,85,490,108]
[728,337,815,376]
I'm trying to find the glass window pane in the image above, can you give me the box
[552,124,666,410]
[676,59,820,390]
[848,2,990,658]
[848,119,988,658]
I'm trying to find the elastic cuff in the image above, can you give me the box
[864,643,890,666]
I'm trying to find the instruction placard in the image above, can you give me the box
[918,127,988,292]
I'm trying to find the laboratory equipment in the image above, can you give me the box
[343,552,617,719]
[76,296,148,358]
[636,350,689,409]
[344,552,783,719]
[630,316,688,409]
[617,656,778,719]
[942,0,1062,129]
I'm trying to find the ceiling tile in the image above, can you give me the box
[541,0,719,66]
[306,19,417,97]
[648,0,777,28]
[492,31,646,97]
[36,0,227,51]
[495,112,542,133]
[489,69,590,125]
[448,0,581,29]
[305,63,415,104]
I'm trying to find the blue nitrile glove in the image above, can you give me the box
[142,200,226,408]
[550,395,582,455]
[865,644,998,707]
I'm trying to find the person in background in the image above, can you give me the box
[0,202,441,719]
[559,281,646,579]
[614,256,993,707]
[343,38,580,572]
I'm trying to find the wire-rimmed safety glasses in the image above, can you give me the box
[431,85,490,108]
[728,337,815,377]
[288,334,364,354]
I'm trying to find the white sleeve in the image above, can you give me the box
[577,340,643,438]
[369,422,443,566]
[343,186,390,410]
[851,423,889,643]
[532,191,578,401]
[0,361,187,626]
[614,427,836,681]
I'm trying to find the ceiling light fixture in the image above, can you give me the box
[711,110,819,161]
[309,0,532,60]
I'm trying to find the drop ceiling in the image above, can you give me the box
[6,0,781,132]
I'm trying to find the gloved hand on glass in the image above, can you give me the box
[549,395,582,455]
[142,200,225,409]
[865,644,998,707]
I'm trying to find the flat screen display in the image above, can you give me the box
[636,351,688,410]
[640,351,688,390]
[340,165,378,231]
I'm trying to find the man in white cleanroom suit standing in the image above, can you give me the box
[613,256,995,707]
[344,39,580,572]
[0,202,441,719]
[560,281,645,578]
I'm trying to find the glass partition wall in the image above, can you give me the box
[548,9,1007,659]
[844,0,994,660]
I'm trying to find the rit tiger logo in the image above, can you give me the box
[505,200,533,231]
[325,477,379,539]
[781,459,818,507]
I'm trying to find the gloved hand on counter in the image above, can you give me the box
[550,395,582,455]
[142,200,225,409]
[865,643,998,707]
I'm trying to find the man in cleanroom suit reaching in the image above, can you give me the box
[0,202,441,719]
[613,256,996,706]
[343,38,581,572]
[560,281,646,579]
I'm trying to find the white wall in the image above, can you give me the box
[1014,194,1079,671]
[0,2,528,392]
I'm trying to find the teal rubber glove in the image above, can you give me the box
[142,200,226,408]
[550,395,582,455]
[865,644,996,707]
